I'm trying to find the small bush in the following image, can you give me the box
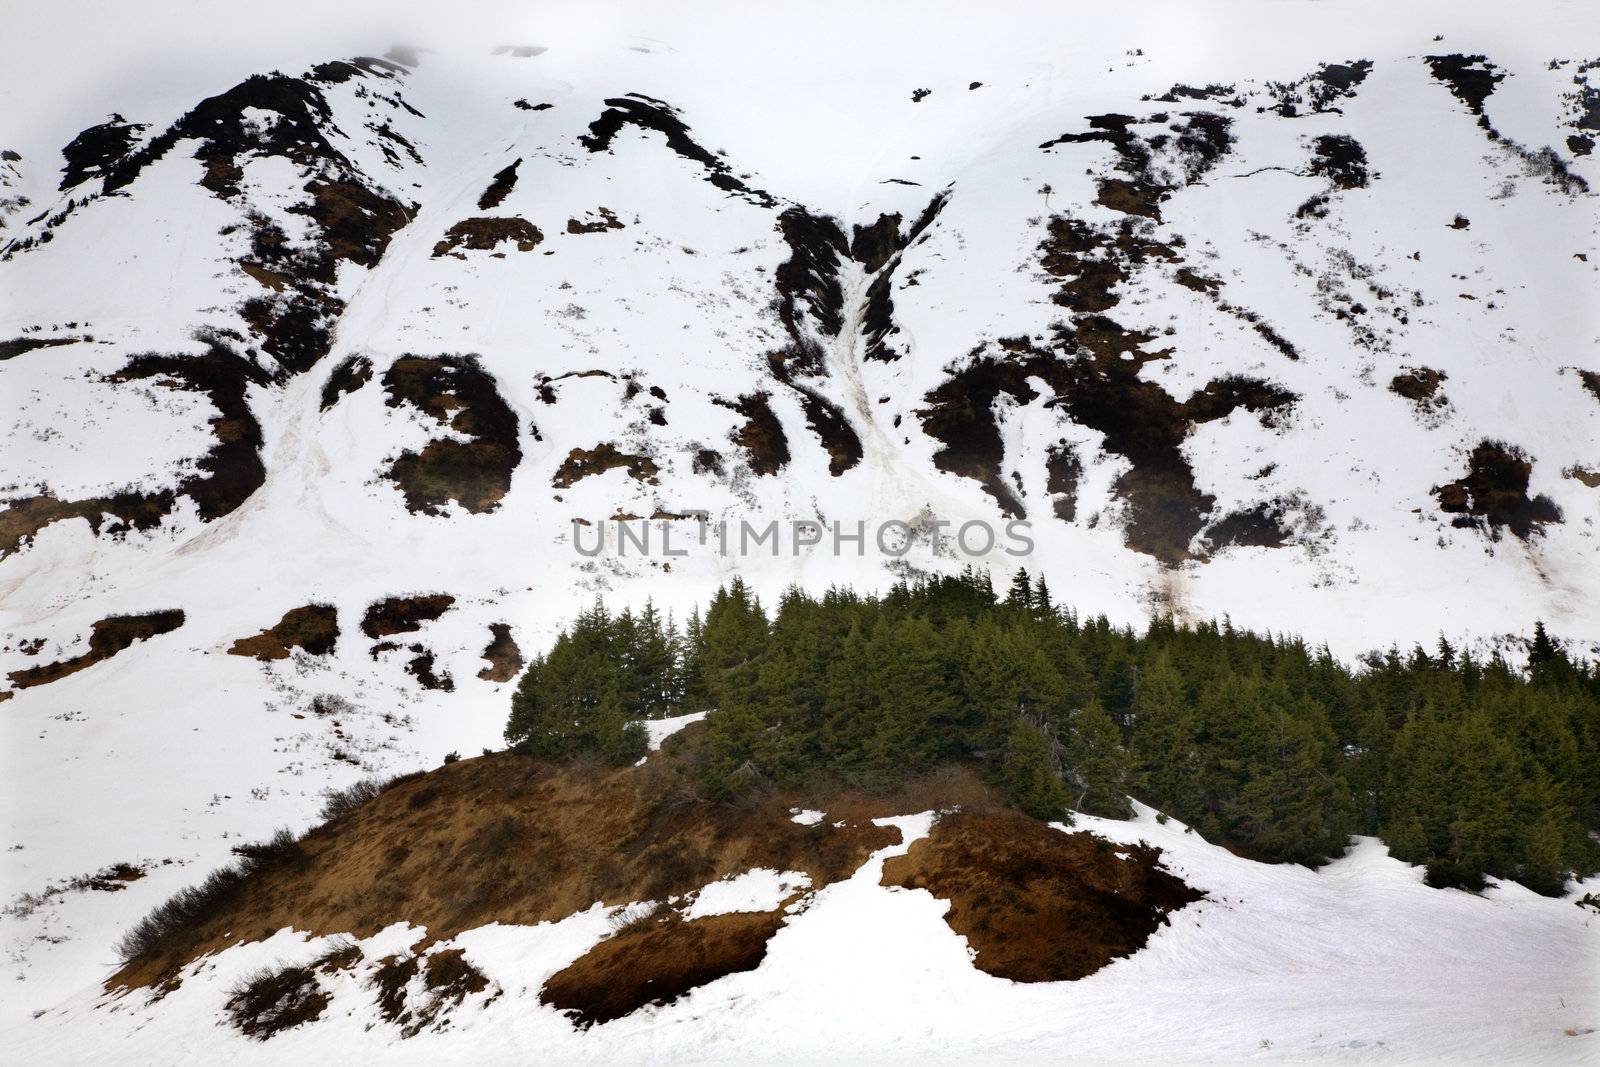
[607,901,663,938]
[231,828,306,873]
[116,865,247,963]
[1424,860,1488,893]
[318,778,386,822]
[443,750,460,764]
[225,962,330,1039]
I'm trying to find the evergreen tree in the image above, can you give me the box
[1002,716,1072,822]
[1032,573,1055,622]
[501,577,1600,890]
[1130,652,1199,819]
[1004,568,1034,613]
[1063,701,1133,817]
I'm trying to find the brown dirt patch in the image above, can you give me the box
[541,908,785,1027]
[566,207,623,234]
[551,443,660,488]
[0,335,82,360]
[1391,365,1447,405]
[319,355,372,410]
[477,159,521,211]
[1433,440,1562,540]
[8,610,184,689]
[431,216,543,258]
[882,810,1202,982]
[1096,177,1168,220]
[0,490,175,558]
[360,594,454,638]
[229,604,338,660]
[1565,466,1600,488]
[381,355,522,514]
[108,729,909,990]
[477,623,523,682]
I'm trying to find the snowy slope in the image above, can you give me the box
[10,806,1599,1065]
[1,0,1599,1049]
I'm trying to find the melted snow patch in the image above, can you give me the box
[789,808,825,826]
[642,711,706,751]
[682,869,811,920]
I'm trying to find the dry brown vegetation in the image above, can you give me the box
[381,355,523,515]
[477,623,523,682]
[882,810,1203,982]
[1433,439,1563,540]
[551,443,660,488]
[541,908,787,1027]
[1390,366,1449,410]
[228,604,338,660]
[106,735,1206,1033]
[8,610,184,689]
[360,594,455,639]
[370,947,494,1037]
[431,217,543,258]
[714,393,790,477]
[226,963,330,1040]
[108,726,908,991]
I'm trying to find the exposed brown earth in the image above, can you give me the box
[566,207,624,233]
[107,739,1204,1036]
[477,159,520,210]
[0,335,82,360]
[431,217,544,257]
[7,610,184,689]
[0,490,175,559]
[1433,440,1563,540]
[107,730,904,991]
[381,355,522,514]
[1565,466,1600,488]
[360,594,455,639]
[0,346,269,556]
[552,443,660,488]
[715,393,790,476]
[918,206,1298,562]
[228,605,339,660]
[542,908,787,1027]
[1390,365,1448,408]
[319,354,372,410]
[477,623,524,682]
[881,809,1203,982]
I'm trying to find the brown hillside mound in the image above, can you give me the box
[882,810,1203,982]
[228,604,338,660]
[541,908,787,1028]
[109,726,902,991]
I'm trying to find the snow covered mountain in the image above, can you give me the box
[1,0,1598,1058]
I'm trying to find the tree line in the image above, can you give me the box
[505,569,1600,894]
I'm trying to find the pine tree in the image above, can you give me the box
[1032,573,1055,622]
[1001,716,1072,822]
[1063,701,1133,817]
[1130,652,1199,819]
[1005,568,1033,612]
